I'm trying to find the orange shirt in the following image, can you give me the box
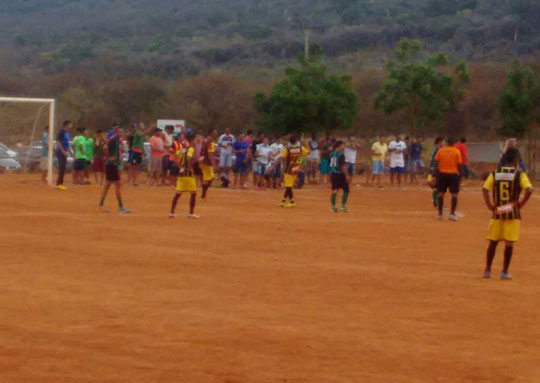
[435,146,462,174]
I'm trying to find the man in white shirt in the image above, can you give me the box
[218,128,235,180]
[388,134,407,188]
[344,137,360,184]
[269,137,284,189]
[254,137,272,189]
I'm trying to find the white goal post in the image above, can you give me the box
[0,97,56,186]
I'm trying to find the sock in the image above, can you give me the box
[331,193,337,207]
[190,193,196,214]
[486,241,497,272]
[171,194,180,214]
[202,184,209,199]
[117,197,123,209]
[437,196,444,215]
[289,188,294,203]
[342,191,349,207]
[451,196,458,215]
[99,196,105,207]
[503,245,513,274]
[432,191,438,207]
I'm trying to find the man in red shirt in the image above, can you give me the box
[455,137,469,179]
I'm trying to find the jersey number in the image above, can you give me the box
[499,182,510,201]
[330,157,338,168]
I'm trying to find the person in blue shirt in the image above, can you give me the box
[409,137,424,184]
[41,126,49,184]
[55,120,72,190]
[232,133,249,189]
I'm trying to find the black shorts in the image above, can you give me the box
[130,152,143,165]
[331,173,349,192]
[169,163,180,177]
[105,163,120,182]
[74,158,87,172]
[436,173,460,194]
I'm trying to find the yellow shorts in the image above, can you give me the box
[176,176,196,193]
[487,219,520,242]
[284,173,297,188]
[202,165,214,182]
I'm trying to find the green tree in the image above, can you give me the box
[497,64,540,175]
[374,39,468,135]
[254,47,357,135]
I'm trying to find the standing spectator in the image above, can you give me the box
[434,137,462,221]
[403,136,411,182]
[149,128,164,186]
[500,138,526,171]
[84,128,94,185]
[428,137,444,208]
[40,126,49,184]
[319,132,332,185]
[370,136,387,188]
[72,127,87,185]
[232,133,249,189]
[388,134,407,188]
[269,136,284,189]
[344,137,360,185]
[93,129,106,185]
[218,128,235,182]
[409,137,424,185]
[128,122,146,186]
[99,126,130,214]
[254,137,272,190]
[250,131,263,188]
[455,137,469,180]
[56,120,72,190]
[161,125,174,186]
[307,133,320,184]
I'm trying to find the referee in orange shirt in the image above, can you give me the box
[434,137,462,221]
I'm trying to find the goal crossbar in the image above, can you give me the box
[0,97,56,186]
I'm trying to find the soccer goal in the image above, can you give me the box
[0,97,56,186]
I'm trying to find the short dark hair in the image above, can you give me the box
[289,135,298,144]
[62,120,71,127]
[335,140,344,148]
[165,125,174,131]
[434,136,444,145]
[246,129,253,135]
[502,148,520,166]
[77,127,86,133]
[112,122,120,128]
[447,136,457,146]
[460,137,467,143]
[97,129,103,134]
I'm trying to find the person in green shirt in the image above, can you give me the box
[127,123,146,186]
[72,127,87,185]
[329,140,351,212]
[84,130,94,184]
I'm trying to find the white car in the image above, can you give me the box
[0,143,17,158]
[0,148,21,172]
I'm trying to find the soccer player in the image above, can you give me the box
[455,137,469,182]
[56,120,72,190]
[329,141,350,212]
[72,127,87,185]
[319,132,332,185]
[370,136,387,188]
[279,135,309,208]
[84,128,94,185]
[434,137,462,221]
[93,129,106,185]
[388,134,407,188]
[99,126,130,214]
[428,136,444,208]
[169,134,199,219]
[128,122,146,186]
[201,130,217,200]
[482,148,533,279]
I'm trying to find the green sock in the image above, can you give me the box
[331,193,337,207]
[342,191,349,207]
[99,196,105,207]
[117,197,124,209]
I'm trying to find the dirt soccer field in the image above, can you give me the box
[1,174,539,383]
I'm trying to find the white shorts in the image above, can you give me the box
[219,152,233,168]
[40,157,48,170]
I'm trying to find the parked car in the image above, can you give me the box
[0,143,17,158]
[16,143,73,173]
[0,148,21,172]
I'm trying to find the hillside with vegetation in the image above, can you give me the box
[1,0,540,146]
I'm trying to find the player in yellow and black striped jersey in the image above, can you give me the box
[169,134,200,219]
[279,135,309,208]
[482,148,533,280]
[200,129,217,201]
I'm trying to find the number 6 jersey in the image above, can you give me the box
[483,166,532,220]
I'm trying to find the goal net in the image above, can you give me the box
[0,97,56,186]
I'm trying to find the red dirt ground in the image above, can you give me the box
[1,174,539,383]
